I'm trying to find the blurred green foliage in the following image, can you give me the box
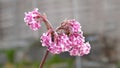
[117,62,120,68]
[15,61,39,68]
[0,40,75,68]
[45,55,74,68]
[0,50,74,68]
[5,49,15,63]
[14,54,74,68]
[0,49,15,63]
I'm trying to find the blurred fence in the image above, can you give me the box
[0,0,120,68]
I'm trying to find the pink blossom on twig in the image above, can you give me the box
[41,19,91,56]
[24,8,43,31]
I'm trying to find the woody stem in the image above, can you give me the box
[39,15,53,68]
[39,50,49,68]
[42,15,53,30]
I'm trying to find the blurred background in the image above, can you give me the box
[0,0,120,68]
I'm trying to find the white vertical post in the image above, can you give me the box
[72,0,82,68]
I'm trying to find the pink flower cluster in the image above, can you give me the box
[41,19,91,56]
[41,32,72,54]
[24,8,43,31]
[24,8,91,56]
[69,33,90,56]
[68,19,81,33]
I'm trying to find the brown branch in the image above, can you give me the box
[41,13,53,30]
[39,50,49,68]
[39,13,53,68]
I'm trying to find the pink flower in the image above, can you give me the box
[69,42,91,56]
[48,43,62,54]
[40,19,91,56]
[24,8,43,31]
[69,47,79,56]
[69,32,85,45]
[68,19,81,33]
[41,30,52,47]
[41,32,72,54]
[69,32,90,56]
[82,42,91,55]
[55,33,72,52]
